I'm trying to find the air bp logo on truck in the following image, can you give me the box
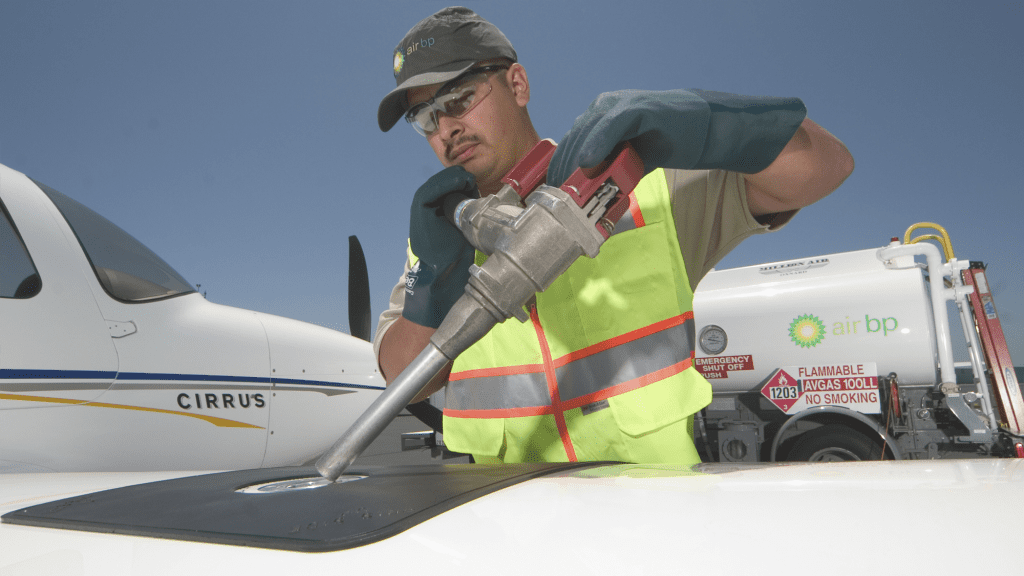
[788,312,901,348]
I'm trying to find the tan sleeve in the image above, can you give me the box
[372,253,412,360]
[667,169,797,292]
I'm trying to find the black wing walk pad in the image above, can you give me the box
[2,463,607,552]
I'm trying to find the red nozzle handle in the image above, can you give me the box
[560,142,644,209]
[501,139,557,199]
[499,139,645,238]
[560,143,645,237]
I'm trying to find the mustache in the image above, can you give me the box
[445,135,480,161]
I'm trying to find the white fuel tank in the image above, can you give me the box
[692,247,940,395]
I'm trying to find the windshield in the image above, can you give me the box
[0,199,42,298]
[33,179,195,302]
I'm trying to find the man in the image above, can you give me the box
[373,7,853,465]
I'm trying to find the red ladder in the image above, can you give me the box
[961,262,1024,435]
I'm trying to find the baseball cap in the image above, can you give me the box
[377,7,517,132]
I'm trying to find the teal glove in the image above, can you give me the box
[547,89,806,186]
[403,166,478,328]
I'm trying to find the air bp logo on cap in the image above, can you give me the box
[393,49,405,77]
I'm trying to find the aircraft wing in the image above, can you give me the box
[2,459,1021,574]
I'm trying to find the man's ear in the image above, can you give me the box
[508,63,530,106]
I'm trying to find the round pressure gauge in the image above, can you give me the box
[698,325,728,355]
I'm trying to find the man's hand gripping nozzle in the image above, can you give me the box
[316,140,644,481]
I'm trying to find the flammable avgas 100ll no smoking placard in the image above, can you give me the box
[761,362,880,414]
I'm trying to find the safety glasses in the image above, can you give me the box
[405,65,509,137]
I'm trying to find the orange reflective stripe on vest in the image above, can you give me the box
[446,311,695,417]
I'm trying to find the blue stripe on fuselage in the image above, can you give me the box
[0,369,384,391]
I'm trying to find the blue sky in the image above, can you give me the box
[2,0,1021,364]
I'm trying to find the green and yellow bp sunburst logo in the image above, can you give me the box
[789,314,826,348]
[393,49,405,77]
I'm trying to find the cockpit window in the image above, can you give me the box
[33,179,195,302]
[0,199,42,298]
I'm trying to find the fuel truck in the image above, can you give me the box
[692,223,1024,462]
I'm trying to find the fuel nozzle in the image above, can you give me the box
[434,140,644,344]
[316,139,643,482]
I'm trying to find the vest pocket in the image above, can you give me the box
[607,372,711,437]
[442,415,505,457]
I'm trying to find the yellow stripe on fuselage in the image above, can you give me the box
[0,393,264,429]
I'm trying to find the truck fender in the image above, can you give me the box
[770,405,902,462]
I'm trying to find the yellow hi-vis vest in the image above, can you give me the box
[443,168,712,464]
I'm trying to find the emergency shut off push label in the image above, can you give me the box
[760,363,880,414]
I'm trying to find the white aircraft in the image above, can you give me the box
[4,159,1022,574]
[0,162,385,472]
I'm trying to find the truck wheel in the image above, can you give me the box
[786,425,885,462]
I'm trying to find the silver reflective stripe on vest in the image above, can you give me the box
[556,319,694,403]
[446,372,550,411]
[447,316,695,412]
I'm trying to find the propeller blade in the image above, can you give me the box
[348,235,372,341]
